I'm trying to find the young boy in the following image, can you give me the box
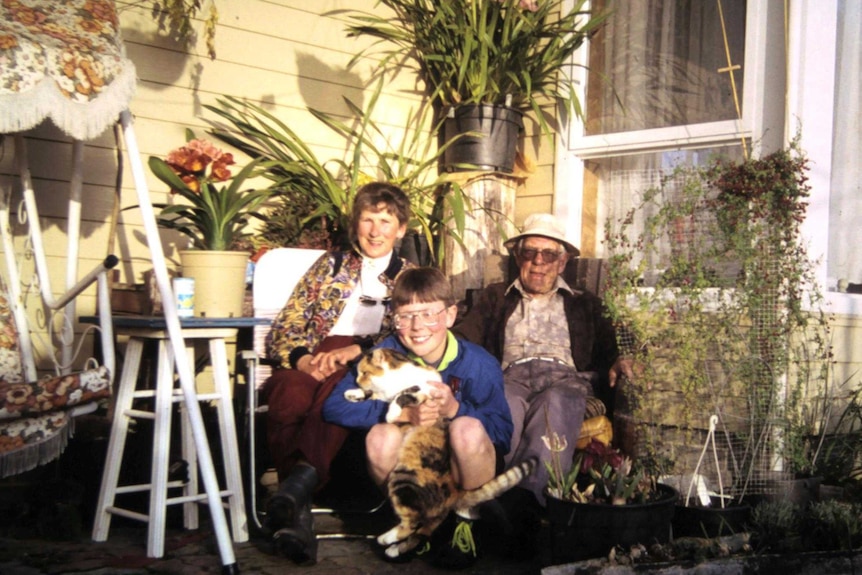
[322,267,513,568]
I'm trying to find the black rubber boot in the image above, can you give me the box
[496,487,542,561]
[273,501,317,565]
[265,463,318,535]
[266,463,319,564]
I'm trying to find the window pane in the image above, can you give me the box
[828,0,862,292]
[586,0,747,135]
[592,146,745,284]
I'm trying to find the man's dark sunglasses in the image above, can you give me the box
[518,247,563,263]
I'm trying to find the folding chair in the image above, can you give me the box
[242,247,385,539]
[1,2,241,571]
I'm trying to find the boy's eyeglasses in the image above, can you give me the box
[392,308,447,330]
[518,247,563,264]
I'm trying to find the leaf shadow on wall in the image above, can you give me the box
[295,53,365,119]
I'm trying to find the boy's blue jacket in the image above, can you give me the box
[322,333,513,455]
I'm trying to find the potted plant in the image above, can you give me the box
[203,80,480,267]
[603,138,834,523]
[335,0,611,173]
[807,379,862,501]
[543,432,677,564]
[147,131,273,317]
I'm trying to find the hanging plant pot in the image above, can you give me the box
[545,484,678,564]
[673,496,752,538]
[398,229,435,266]
[439,104,523,174]
[763,473,822,506]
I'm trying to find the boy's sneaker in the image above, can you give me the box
[379,539,432,564]
[428,515,479,570]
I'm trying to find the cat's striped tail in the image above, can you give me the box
[459,457,538,509]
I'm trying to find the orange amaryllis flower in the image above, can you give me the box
[146,133,272,251]
[165,139,236,189]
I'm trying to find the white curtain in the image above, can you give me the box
[585,0,746,135]
[828,1,862,287]
[596,147,743,281]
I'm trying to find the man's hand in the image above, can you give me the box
[609,356,636,388]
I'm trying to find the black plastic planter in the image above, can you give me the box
[673,496,752,538]
[440,104,523,173]
[546,484,678,564]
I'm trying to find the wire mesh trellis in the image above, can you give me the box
[604,147,828,502]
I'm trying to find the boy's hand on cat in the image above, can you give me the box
[402,401,439,426]
[400,386,447,426]
[427,381,458,419]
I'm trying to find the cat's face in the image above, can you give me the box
[393,301,456,365]
[356,348,411,389]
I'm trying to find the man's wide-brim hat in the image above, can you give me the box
[504,213,580,257]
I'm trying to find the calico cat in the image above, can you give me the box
[345,347,442,423]
[379,423,536,559]
[351,348,536,559]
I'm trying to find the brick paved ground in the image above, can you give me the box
[0,512,546,575]
[0,418,548,575]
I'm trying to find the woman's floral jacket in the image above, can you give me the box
[266,250,412,369]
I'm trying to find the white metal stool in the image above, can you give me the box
[92,321,248,558]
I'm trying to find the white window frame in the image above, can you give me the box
[556,0,861,316]
[788,1,861,316]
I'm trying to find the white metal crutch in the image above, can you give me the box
[119,110,241,574]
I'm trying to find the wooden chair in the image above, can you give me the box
[1,2,243,569]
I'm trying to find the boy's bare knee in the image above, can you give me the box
[366,423,400,453]
[449,417,491,455]
[366,423,404,485]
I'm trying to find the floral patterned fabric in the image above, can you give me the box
[0,0,136,139]
[267,250,412,369]
[0,277,111,476]
[0,367,111,421]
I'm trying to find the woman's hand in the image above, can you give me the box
[296,344,362,381]
[295,354,325,381]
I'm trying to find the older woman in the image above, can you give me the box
[263,182,413,564]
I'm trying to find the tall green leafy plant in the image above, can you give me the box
[335,0,611,135]
[204,81,470,264]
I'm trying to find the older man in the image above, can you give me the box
[454,213,632,508]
